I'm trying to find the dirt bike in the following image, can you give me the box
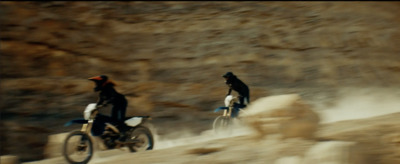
[62,103,154,164]
[212,95,245,133]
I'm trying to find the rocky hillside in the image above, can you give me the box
[1,1,400,162]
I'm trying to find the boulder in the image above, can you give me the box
[274,141,366,164]
[302,141,364,164]
[0,155,20,164]
[239,94,320,139]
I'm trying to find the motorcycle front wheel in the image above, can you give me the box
[127,126,154,152]
[63,131,93,164]
[213,116,232,134]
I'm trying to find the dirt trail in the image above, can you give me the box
[23,122,255,164]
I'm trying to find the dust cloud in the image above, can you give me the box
[318,87,400,123]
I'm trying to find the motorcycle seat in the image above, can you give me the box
[124,116,150,120]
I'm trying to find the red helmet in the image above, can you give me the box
[88,75,109,91]
[88,75,108,82]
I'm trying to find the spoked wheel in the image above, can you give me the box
[63,131,93,164]
[213,116,232,134]
[127,126,154,152]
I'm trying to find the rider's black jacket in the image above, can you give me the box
[96,82,127,122]
[225,75,250,103]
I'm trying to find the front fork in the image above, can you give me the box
[223,107,232,117]
[79,120,93,146]
[81,120,93,133]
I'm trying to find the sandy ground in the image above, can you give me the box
[22,91,400,164]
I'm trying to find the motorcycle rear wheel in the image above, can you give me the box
[63,131,93,164]
[127,126,154,152]
[213,116,232,134]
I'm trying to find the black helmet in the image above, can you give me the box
[222,72,234,78]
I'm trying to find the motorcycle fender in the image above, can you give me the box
[125,117,143,127]
[64,119,88,127]
[214,107,228,113]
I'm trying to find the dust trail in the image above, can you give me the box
[153,120,254,150]
[117,87,400,151]
[318,87,400,123]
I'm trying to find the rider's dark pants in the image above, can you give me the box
[111,99,128,133]
[239,94,250,107]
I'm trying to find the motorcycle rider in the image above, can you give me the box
[88,75,128,141]
[222,72,250,108]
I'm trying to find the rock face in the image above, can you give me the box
[1,1,400,162]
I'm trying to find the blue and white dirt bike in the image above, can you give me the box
[212,95,245,134]
[62,103,154,164]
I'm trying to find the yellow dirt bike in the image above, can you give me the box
[62,103,154,164]
[212,95,245,134]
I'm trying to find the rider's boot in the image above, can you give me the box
[116,125,128,143]
[114,131,126,149]
[117,132,127,142]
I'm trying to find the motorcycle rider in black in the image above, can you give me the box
[222,72,250,108]
[88,75,128,141]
